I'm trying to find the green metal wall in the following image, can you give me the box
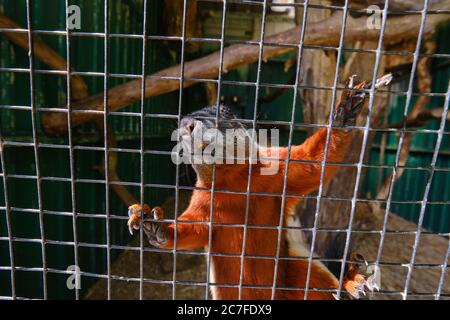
[365,23,450,233]
[0,0,179,299]
[0,1,448,300]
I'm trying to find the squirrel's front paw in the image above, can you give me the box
[127,203,151,235]
[333,73,392,128]
[142,207,167,247]
[128,204,167,247]
[128,204,166,247]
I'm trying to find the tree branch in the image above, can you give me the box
[0,13,89,100]
[333,0,449,12]
[40,2,449,135]
[382,107,448,129]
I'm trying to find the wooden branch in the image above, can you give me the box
[382,107,448,129]
[163,0,200,53]
[333,0,448,11]
[342,41,363,80]
[0,14,89,100]
[41,2,450,135]
[299,2,337,128]
[203,82,218,107]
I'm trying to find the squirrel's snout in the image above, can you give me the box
[180,117,196,135]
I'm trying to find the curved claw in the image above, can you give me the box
[127,218,140,235]
[127,204,147,235]
[348,74,357,88]
[374,73,393,89]
[128,223,134,235]
[333,73,393,128]
[151,207,164,220]
[127,204,163,237]
[365,265,381,292]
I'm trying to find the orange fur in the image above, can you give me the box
[155,128,354,299]
[127,76,395,299]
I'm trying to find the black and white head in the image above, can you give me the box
[177,105,253,167]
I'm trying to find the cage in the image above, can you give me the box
[0,0,449,300]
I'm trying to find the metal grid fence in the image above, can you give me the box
[0,0,449,300]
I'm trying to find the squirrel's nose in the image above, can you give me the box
[181,118,195,134]
[187,123,194,134]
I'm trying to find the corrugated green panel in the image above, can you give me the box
[0,0,179,142]
[365,149,450,233]
[365,23,450,233]
[0,138,176,299]
[0,0,178,299]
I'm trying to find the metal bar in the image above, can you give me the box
[4,205,450,236]
[0,263,447,297]
[196,0,448,15]
[5,156,450,173]
[270,0,310,300]
[1,125,449,145]
[237,0,269,300]
[1,235,449,267]
[1,66,449,97]
[4,172,450,203]
[335,0,391,300]
[102,0,112,300]
[407,82,449,300]
[402,12,446,300]
[372,0,431,301]
[303,0,351,300]
[436,234,450,300]
[1,143,450,170]
[64,0,80,301]
[0,1,447,34]
[1,28,447,48]
[1,39,449,70]
[0,126,16,299]
[0,290,448,301]
[25,0,48,300]
[205,0,228,300]
[171,0,190,300]
[138,0,150,301]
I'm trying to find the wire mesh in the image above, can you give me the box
[0,0,449,300]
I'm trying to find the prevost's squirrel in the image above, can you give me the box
[127,74,392,300]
